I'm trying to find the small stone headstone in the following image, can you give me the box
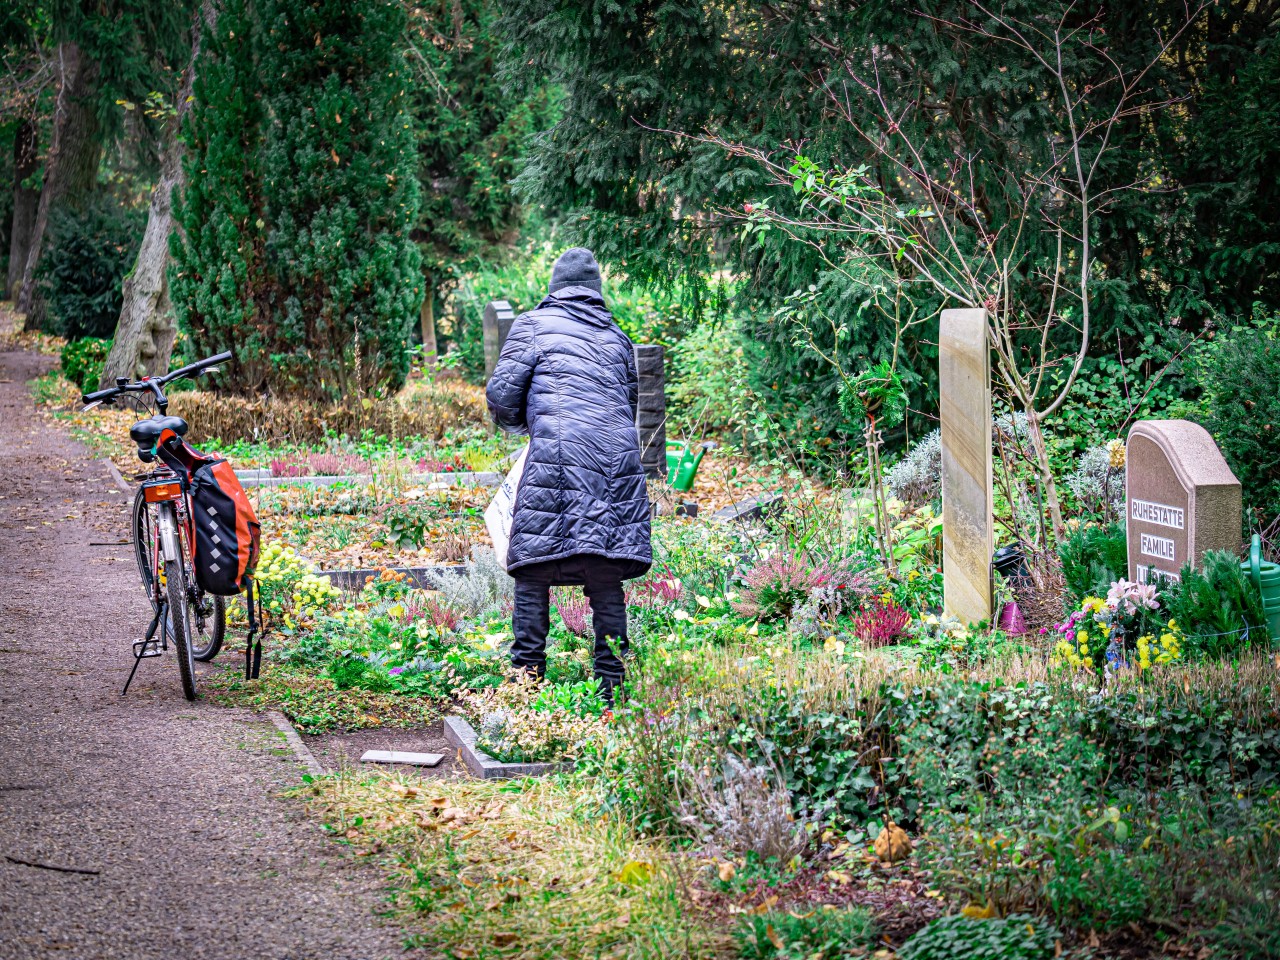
[711,493,782,524]
[634,344,666,479]
[483,300,516,381]
[1125,420,1241,584]
[359,750,444,768]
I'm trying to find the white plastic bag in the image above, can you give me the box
[484,445,529,570]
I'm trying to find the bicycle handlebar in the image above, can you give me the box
[81,351,233,406]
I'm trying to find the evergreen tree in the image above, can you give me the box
[257,0,421,396]
[172,0,421,397]
[407,0,556,353]
[169,0,270,394]
[499,1,1280,450]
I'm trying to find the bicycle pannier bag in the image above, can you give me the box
[189,458,261,595]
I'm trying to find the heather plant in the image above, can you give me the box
[552,587,593,638]
[852,598,911,647]
[732,552,820,622]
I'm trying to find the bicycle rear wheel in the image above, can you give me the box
[133,487,159,609]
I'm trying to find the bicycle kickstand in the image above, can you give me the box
[122,600,169,696]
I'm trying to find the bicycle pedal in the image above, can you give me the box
[132,637,162,659]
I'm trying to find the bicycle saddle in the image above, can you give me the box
[130,416,189,446]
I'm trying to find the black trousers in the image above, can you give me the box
[511,555,640,696]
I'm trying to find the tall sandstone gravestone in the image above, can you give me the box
[634,344,666,479]
[939,308,994,624]
[1125,420,1242,584]
[482,300,516,381]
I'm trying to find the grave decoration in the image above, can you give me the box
[1124,420,1241,585]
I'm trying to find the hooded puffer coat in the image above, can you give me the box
[485,285,653,575]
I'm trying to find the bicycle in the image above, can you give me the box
[82,351,238,700]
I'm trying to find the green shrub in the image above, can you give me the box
[39,196,143,339]
[60,337,113,392]
[667,317,756,440]
[897,914,1060,960]
[735,908,877,960]
[1058,521,1127,607]
[1182,308,1280,518]
[1161,550,1269,658]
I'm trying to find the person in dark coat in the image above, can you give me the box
[485,247,653,701]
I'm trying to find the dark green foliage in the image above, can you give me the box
[897,915,1059,960]
[1161,551,1269,659]
[173,0,422,397]
[38,196,143,339]
[60,336,112,392]
[500,1,1280,454]
[735,908,877,960]
[1058,522,1128,608]
[408,2,556,315]
[170,0,269,391]
[1181,310,1280,519]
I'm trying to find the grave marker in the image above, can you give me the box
[939,308,993,624]
[634,344,666,479]
[1125,420,1241,584]
[482,300,515,380]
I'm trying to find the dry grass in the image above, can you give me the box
[292,771,733,960]
[178,379,487,445]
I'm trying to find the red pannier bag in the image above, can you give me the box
[188,458,261,596]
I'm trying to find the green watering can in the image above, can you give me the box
[666,441,714,492]
[1242,534,1280,644]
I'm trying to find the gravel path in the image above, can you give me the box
[0,346,419,960]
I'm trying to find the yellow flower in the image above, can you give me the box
[1079,643,1090,655]
[1107,438,1126,469]
[1077,630,1089,644]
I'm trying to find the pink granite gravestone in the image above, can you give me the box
[1124,420,1242,584]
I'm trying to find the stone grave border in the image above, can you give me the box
[235,468,501,489]
[443,715,573,779]
[319,565,467,591]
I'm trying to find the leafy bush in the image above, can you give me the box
[732,552,820,622]
[667,318,756,439]
[1160,550,1268,659]
[1064,440,1125,520]
[1058,522,1127,607]
[677,753,809,862]
[897,914,1060,960]
[39,196,143,339]
[60,337,112,392]
[1180,308,1280,518]
[735,907,877,960]
[887,429,941,509]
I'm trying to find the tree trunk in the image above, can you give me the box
[17,42,103,327]
[419,281,438,362]
[101,3,211,386]
[6,119,39,301]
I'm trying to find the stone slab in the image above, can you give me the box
[443,716,573,780]
[319,565,467,591]
[939,308,993,624]
[711,493,782,524]
[359,750,443,767]
[1125,420,1242,584]
[483,300,516,381]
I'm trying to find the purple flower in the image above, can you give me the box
[388,666,405,676]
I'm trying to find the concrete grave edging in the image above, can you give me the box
[443,715,573,780]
